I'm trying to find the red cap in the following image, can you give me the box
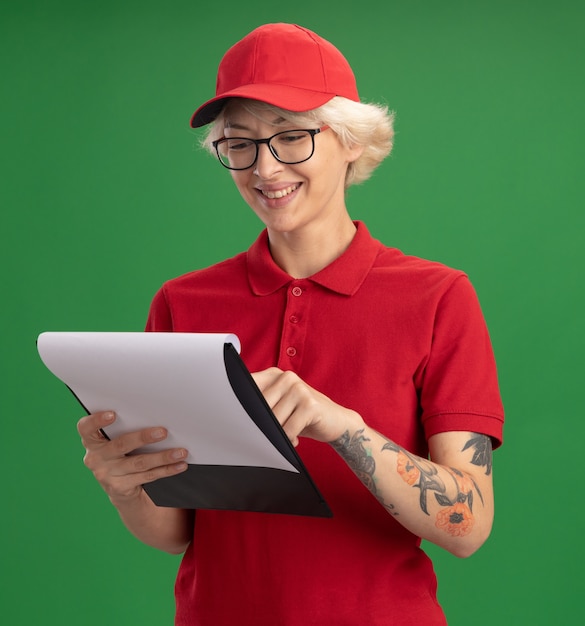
[190,23,359,128]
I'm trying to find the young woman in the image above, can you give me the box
[78,23,504,625]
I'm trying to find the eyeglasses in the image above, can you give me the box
[212,126,330,171]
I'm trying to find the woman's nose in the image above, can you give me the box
[253,143,283,179]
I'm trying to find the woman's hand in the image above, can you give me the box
[252,367,364,446]
[253,369,494,557]
[77,411,189,506]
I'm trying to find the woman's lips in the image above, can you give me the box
[257,184,300,199]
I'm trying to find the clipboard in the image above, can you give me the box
[37,332,332,518]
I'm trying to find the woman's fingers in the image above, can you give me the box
[79,411,176,459]
[77,410,116,447]
[252,368,357,445]
[95,449,189,500]
[78,411,188,502]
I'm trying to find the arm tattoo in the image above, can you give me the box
[381,440,446,516]
[462,434,493,475]
[330,429,398,515]
[332,430,491,537]
[382,436,489,537]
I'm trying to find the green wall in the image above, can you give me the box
[2,1,583,623]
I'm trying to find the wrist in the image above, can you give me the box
[109,486,149,510]
[328,409,366,445]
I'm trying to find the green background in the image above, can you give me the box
[2,0,583,623]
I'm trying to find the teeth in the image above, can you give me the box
[261,184,298,199]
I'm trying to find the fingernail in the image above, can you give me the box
[104,412,115,422]
[172,449,186,460]
[151,428,165,440]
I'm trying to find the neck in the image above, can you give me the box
[267,214,357,278]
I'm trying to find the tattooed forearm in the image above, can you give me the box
[462,434,493,475]
[382,441,447,516]
[330,430,375,490]
[382,439,484,537]
[330,429,398,515]
[331,429,489,537]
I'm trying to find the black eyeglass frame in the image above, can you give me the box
[211,126,330,171]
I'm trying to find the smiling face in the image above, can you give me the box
[222,102,363,239]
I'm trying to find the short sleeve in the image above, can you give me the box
[144,287,173,332]
[420,275,504,447]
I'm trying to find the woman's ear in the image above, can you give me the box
[346,143,364,163]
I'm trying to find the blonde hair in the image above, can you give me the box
[201,97,395,189]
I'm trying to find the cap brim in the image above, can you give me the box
[190,84,337,128]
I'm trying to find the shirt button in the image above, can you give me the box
[291,286,303,297]
[286,347,297,357]
[289,315,299,324]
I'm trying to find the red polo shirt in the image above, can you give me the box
[146,222,504,626]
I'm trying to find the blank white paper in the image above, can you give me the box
[37,331,298,473]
